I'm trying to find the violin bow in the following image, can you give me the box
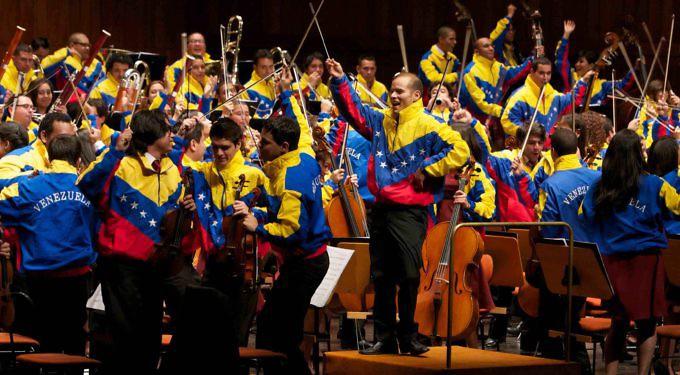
[519,84,546,157]
[456,23,473,102]
[642,22,668,78]
[397,25,409,72]
[636,37,666,117]
[663,14,675,96]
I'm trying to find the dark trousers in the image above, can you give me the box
[21,273,90,354]
[256,252,329,375]
[369,205,428,342]
[98,256,199,375]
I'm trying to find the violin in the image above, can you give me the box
[220,174,261,288]
[514,227,543,318]
[151,167,195,276]
[0,223,14,330]
[415,160,483,342]
[313,123,369,238]
[584,32,621,111]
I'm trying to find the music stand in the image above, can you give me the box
[535,239,613,300]
[485,231,524,288]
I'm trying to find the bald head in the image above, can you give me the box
[475,37,495,60]
[67,33,90,60]
[390,73,423,112]
[67,33,88,45]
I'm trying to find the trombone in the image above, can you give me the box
[219,15,243,90]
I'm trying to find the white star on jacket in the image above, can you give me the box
[119,195,127,203]
[130,202,138,210]
[198,193,205,201]
[149,219,157,227]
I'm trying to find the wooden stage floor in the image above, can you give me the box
[324,345,581,375]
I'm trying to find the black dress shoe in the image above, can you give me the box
[508,321,524,336]
[399,338,430,355]
[483,337,498,349]
[359,340,398,355]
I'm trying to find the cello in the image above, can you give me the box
[0,222,14,329]
[415,160,483,342]
[220,174,261,288]
[313,124,369,238]
[151,168,195,276]
[583,32,622,111]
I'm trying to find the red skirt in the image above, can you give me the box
[603,251,667,321]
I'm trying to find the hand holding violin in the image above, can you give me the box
[0,241,9,260]
[242,213,258,232]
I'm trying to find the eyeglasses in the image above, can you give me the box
[15,104,34,110]
[73,42,91,48]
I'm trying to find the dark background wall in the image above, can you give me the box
[1,0,679,87]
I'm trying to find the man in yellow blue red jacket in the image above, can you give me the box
[245,49,277,119]
[164,32,212,90]
[41,33,103,93]
[418,26,460,93]
[490,4,521,66]
[0,43,41,96]
[77,110,199,374]
[239,114,331,375]
[554,20,635,102]
[355,55,389,107]
[89,54,133,107]
[501,57,593,146]
[177,57,218,114]
[0,135,96,356]
[459,37,535,123]
[327,58,470,355]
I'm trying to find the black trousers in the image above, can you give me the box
[256,252,329,375]
[98,256,200,375]
[20,273,90,355]
[369,205,428,342]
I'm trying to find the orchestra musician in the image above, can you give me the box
[0,43,40,95]
[244,49,276,119]
[41,32,103,93]
[355,55,389,107]
[418,26,460,94]
[89,54,133,107]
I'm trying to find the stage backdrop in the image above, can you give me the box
[1,0,678,87]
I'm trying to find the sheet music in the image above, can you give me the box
[310,246,354,308]
[86,284,106,311]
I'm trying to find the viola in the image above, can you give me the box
[220,174,261,288]
[151,167,195,276]
[415,160,483,342]
[520,1,544,58]
[0,223,14,330]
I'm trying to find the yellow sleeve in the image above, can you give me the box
[490,17,510,43]
[288,94,314,157]
[419,57,458,85]
[41,47,69,71]
[0,183,20,200]
[660,180,680,215]
[500,94,523,136]
[467,171,496,220]
[537,188,547,221]
[262,189,303,239]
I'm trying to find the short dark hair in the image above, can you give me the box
[437,26,455,39]
[263,116,299,150]
[30,37,50,51]
[357,54,376,65]
[303,52,324,70]
[39,112,72,137]
[14,43,32,55]
[576,50,597,65]
[76,128,97,166]
[66,102,82,126]
[184,120,205,145]
[47,135,81,166]
[253,49,273,65]
[550,127,578,156]
[210,117,243,144]
[516,123,547,143]
[531,57,552,71]
[647,137,679,177]
[129,109,170,154]
[87,98,109,117]
[0,122,28,151]
[105,53,133,72]
[648,79,664,100]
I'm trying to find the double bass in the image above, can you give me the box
[220,174,260,288]
[0,222,14,329]
[415,160,483,342]
[151,168,195,276]
[583,32,622,111]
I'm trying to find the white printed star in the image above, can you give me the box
[140,210,147,218]
[380,162,387,168]
[376,151,384,157]
[391,167,399,174]
[419,149,425,155]
[211,220,218,227]
[204,203,211,210]
[401,160,408,166]
[375,131,381,137]
[198,193,205,201]
[119,195,127,203]
[130,202,138,210]
[409,155,416,161]
[149,219,157,227]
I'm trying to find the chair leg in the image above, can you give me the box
[592,341,597,374]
